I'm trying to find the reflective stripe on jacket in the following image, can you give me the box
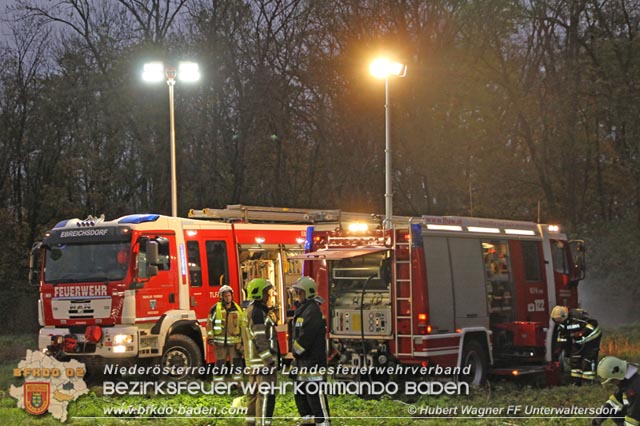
[292,299,327,381]
[207,301,243,344]
[241,302,278,368]
[556,308,601,345]
[607,370,640,426]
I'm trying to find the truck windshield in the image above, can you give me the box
[44,242,130,283]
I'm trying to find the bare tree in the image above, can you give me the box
[117,0,190,44]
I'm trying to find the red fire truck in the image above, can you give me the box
[29,206,313,378]
[30,205,584,385]
[295,213,585,385]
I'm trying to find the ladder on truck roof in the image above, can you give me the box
[188,204,383,224]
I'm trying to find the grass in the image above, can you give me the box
[0,334,39,392]
[0,326,637,425]
[0,334,38,362]
[600,323,640,361]
[0,380,612,426]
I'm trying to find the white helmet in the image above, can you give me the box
[219,285,233,297]
[598,356,628,384]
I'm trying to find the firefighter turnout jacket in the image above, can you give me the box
[556,308,602,345]
[593,364,640,426]
[207,301,243,345]
[241,301,278,368]
[291,299,327,381]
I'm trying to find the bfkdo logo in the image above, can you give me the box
[24,382,50,415]
[10,350,89,422]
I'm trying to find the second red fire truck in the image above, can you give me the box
[295,212,585,385]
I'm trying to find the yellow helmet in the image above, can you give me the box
[551,305,569,323]
[597,356,628,384]
[247,278,273,301]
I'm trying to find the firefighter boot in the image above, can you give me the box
[295,415,315,425]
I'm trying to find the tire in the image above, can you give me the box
[160,334,203,380]
[460,340,488,387]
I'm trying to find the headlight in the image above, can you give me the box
[114,334,134,345]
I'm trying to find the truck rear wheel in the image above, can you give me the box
[160,334,203,380]
[460,340,488,386]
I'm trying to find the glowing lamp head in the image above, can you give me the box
[143,61,200,83]
[347,222,369,233]
[370,58,407,79]
[178,61,201,82]
[142,62,165,82]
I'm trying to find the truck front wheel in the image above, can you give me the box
[460,340,488,386]
[160,334,203,380]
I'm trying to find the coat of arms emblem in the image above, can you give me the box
[24,382,50,415]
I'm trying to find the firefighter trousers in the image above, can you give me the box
[245,372,276,426]
[214,343,242,381]
[294,381,331,425]
[570,335,601,385]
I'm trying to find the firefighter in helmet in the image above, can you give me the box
[291,276,331,426]
[551,305,602,385]
[241,278,279,426]
[591,356,640,426]
[206,285,243,382]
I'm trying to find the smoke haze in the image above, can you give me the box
[580,279,639,327]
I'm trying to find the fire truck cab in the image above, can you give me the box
[30,208,309,378]
[297,214,585,385]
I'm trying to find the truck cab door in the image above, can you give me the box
[183,231,239,328]
[135,233,179,321]
[509,240,548,323]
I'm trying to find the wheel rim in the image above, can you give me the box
[463,351,483,385]
[162,347,190,378]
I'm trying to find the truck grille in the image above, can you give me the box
[51,297,112,320]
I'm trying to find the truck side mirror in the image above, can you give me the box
[147,264,159,277]
[135,254,159,281]
[29,242,42,286]
[135,240,159,282]
[146,241,159,265]
[569,240,586,282]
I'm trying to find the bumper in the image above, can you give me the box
[39,326,139,358]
